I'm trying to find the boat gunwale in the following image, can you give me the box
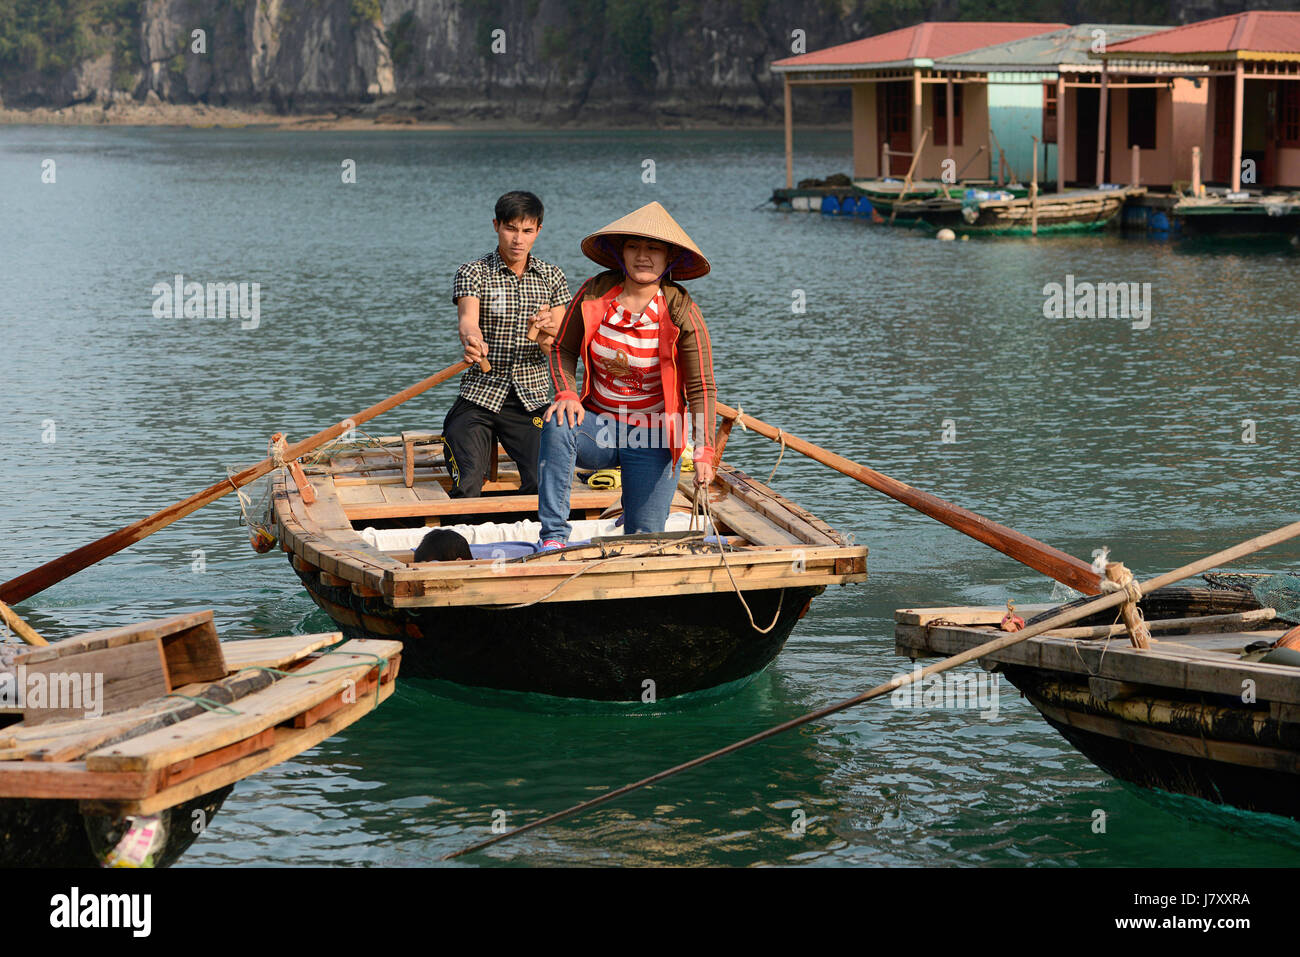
[272,455,868,604]
[893,591,1300,707]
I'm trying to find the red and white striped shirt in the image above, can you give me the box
[585,288,665,421]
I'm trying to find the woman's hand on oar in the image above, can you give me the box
[0,358,488,606]
[713,402,1102,595]
[443,516,1300,861]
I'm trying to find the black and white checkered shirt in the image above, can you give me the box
[452,248,572,413]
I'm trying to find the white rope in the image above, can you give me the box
[766,428,786,485]
[694,484,784,634]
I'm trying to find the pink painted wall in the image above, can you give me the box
[850,80,991,180]
[1278,148,1300,187]
[851,84,878,178]
[1107,82,1206,187]
[918,81,991,181]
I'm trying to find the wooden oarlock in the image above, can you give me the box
[1104,561,1151,649]
[401,430,439,488]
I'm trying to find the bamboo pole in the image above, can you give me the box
[443,517,1300,861]
[1056,75,1067,194]
[1043,607,1275,641]
[1097,63,1109,187]
[783,75,794,190]
[0,600,47,646]
[1231,61,1245,193]
[0,359,486,605]
[712,401,1101,594]
[1030,135,1040,235]
[889,126,930,225]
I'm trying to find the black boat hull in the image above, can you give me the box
[1005,660,1300,822]
[0,785,233,868]
[297,568,824,701]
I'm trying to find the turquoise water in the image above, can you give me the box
[1,126,1298,866]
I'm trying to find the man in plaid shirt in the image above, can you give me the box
[446,191,572,497]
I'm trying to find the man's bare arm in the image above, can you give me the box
[457,297,488,364]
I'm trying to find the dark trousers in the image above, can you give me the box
[442,389,543,498]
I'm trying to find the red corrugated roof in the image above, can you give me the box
[772,21,1067,68]
[1106,11,1300,55]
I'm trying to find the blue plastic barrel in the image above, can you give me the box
[820,195,838,215]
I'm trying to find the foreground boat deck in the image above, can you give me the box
[894,586,1300,818]
[0,624,400,813]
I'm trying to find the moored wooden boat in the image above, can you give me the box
[1173,193,1300,237]
[894,582,1300,821]
[893,186,1142,234]
[271,434,867,702]
[0,611,401,866]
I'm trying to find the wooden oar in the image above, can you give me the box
[714,402,1102,594]
[444,516,1300,860]
[0,600,47,646]
[0,358,487,606]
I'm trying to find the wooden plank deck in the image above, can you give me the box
[895,615,1300,706]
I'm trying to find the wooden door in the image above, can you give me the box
[877,81,912,175]
[1075,87,1098,184]
[1212,76,1233,183]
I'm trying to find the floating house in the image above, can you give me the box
[932,25,1206,190]
[771,22,1067,185]
[1103,11,1300,191]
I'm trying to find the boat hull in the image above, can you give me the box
[1009,669,1300,821]
[894,585,1300,823]
[1174,206,1300,237]
[297,567,824,701]
[0,785,232,868]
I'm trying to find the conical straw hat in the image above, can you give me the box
[580,201,710,280]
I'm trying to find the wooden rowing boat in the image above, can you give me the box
[892,186,1142,234]
[0,611,401,866]
[271,433,867,702]
[894,583,1300,820]
[1173,193,1300,237]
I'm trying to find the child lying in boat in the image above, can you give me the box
[413,529,473,562]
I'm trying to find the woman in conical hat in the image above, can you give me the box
[536,201,717,547]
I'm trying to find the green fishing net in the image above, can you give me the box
[1203,572,1300,625]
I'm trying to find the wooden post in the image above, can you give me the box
[889,126,930,224]
[882,143,890,178]
[945,76,955,177]
[713,415,738,463]
[1231,60,1245,193]
[1105,561,1151,649]
[1096,64,1109,187]
[911,69,923,173]
[1191,145,1202,196]
[1030,135,1039,235]
[1057,75,1067,193]
[1130,144,1140,186]
[783,75,794,190]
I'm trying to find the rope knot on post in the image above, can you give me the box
[268,433,289,469]
[1102,561,1151,648]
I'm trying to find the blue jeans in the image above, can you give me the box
[538,411,681,544]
